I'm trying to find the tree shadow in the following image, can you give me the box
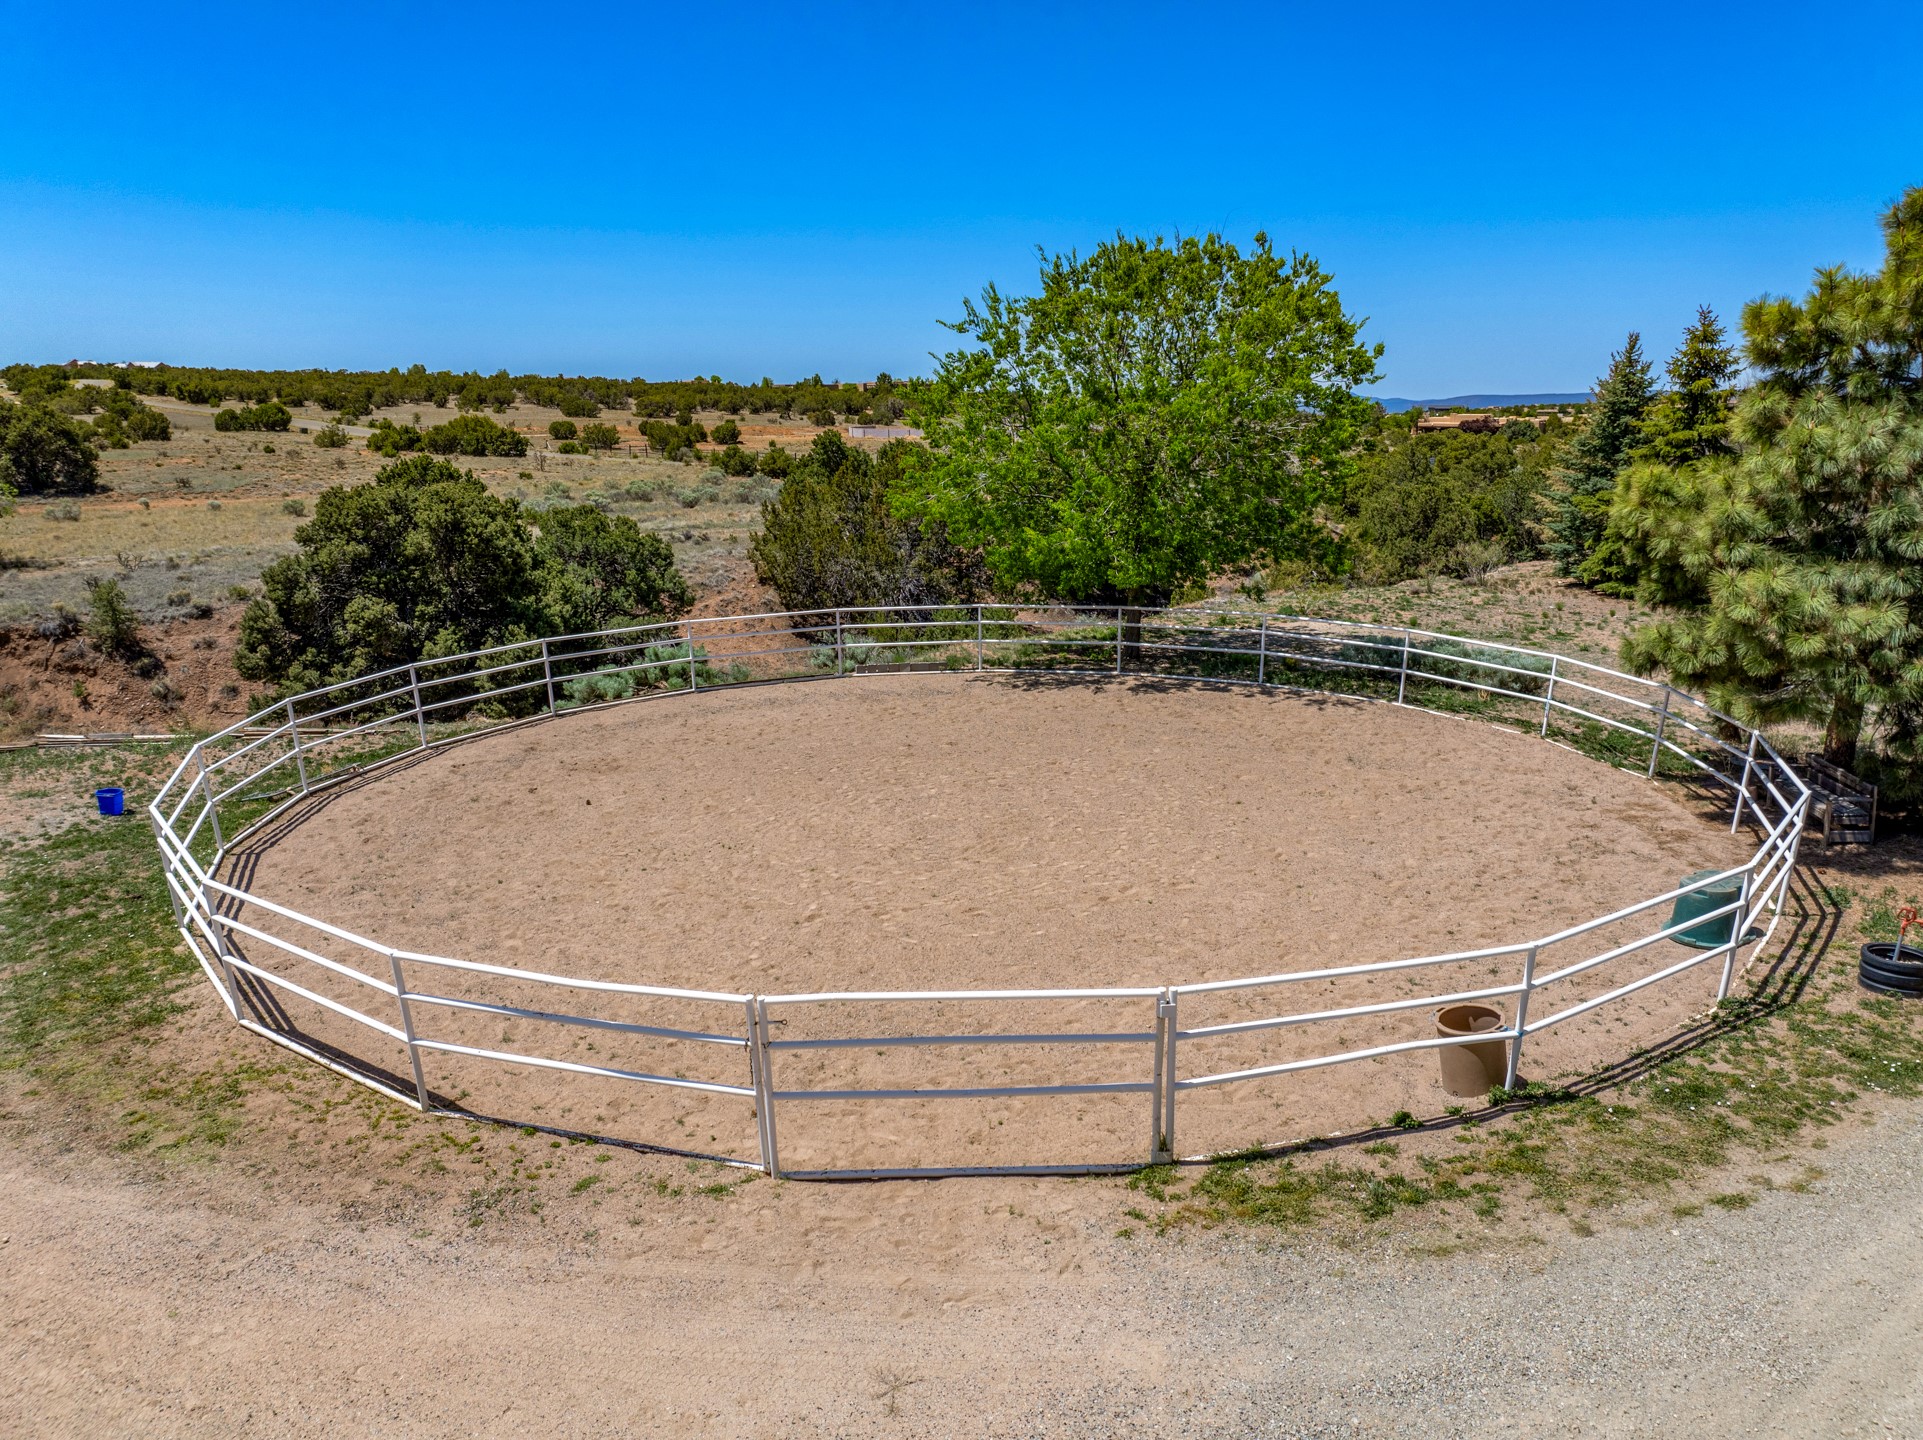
[983,668,1374,711]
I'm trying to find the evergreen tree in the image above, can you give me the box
[0,399,100,496]
[1580,308,1741,593]
[1635,306,1741,465]
[1347,425,1556,582]
[236,456,690,690]
[1544,334,1654,577]
[749,434,987,616]
[1619,188,1923,770]
[1593,459,1718,607]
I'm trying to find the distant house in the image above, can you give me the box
[1412,410,1575,434]
[1413,412,1509,434]
[847,424,923,440]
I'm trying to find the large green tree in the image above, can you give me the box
[1618,188,1923,769]
[1634,306,1742,466]
[1543,334,1654,577]
[896,232,1380,610]
[91,387,172,445]
[421,413,529,457]
[534,505,691,635]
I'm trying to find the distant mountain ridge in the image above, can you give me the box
[1366,392,1592,412]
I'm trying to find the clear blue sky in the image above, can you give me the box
[3,1,1919,397]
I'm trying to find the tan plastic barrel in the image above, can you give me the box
[1436,1002,1508,1097]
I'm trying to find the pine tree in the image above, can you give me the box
[1620,188,1923,770]
[1543,334,1654,577]
[1580,308,1741,593]
[1635,306,1741,465]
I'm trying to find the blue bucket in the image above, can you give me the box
[95,787,125,817]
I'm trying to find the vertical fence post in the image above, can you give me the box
[206,908,250,1022]
[834,610,845,677]
[754,997,782,1177]
[1150,989,1175,1163]
[541,638,557,715]
[150,811,185,926]
[197,750,225,853]
[1115,606,1125,674]
[1257,618,1268,687]
[1769,807,1799,922]
[1646,687,1673,779]
[408,664,427,749]
[1716,871,1753,1001]
[1159,990,1179,1162]
[1396,628,1412,705]
[975,604,984,671]
[1540,656,1559,736]
[746,997,768,1166]
[685,619,698,691]
[188,818,247,1022]
[1730,730,1759,834]
[1503,944,1539,1090]
[285,698,309,793]
[388,954,432,1108]
[1778,804,1806,918]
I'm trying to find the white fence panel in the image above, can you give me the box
[149,605,1811,1177]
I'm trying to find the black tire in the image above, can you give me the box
[1861,943,1923,982]
[1858,957,1923,996]
[1861,958,1923,985]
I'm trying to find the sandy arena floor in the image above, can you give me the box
[229,675,1754,1171]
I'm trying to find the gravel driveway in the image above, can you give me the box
[2,1103,1916,1437]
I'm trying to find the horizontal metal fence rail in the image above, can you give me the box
[149,604,1811,1179]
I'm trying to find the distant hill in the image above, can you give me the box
[1366,392,1592,413]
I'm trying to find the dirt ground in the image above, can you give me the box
[3,1090,1917,1438]
[5,671,1915,1439]
[229,675,1753,1173]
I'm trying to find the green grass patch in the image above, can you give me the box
[0,771,197,1058]
[0,746,310,1160]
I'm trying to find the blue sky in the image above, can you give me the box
[2,1,1919,396]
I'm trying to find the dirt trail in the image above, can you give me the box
[2,1103,1917,1437]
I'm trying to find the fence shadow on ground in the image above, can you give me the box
[1193,860,1842,1171]
[993,667,1373,711]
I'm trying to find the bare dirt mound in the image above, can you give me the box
[0,608,252,738]
[230,675,1751,1171]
